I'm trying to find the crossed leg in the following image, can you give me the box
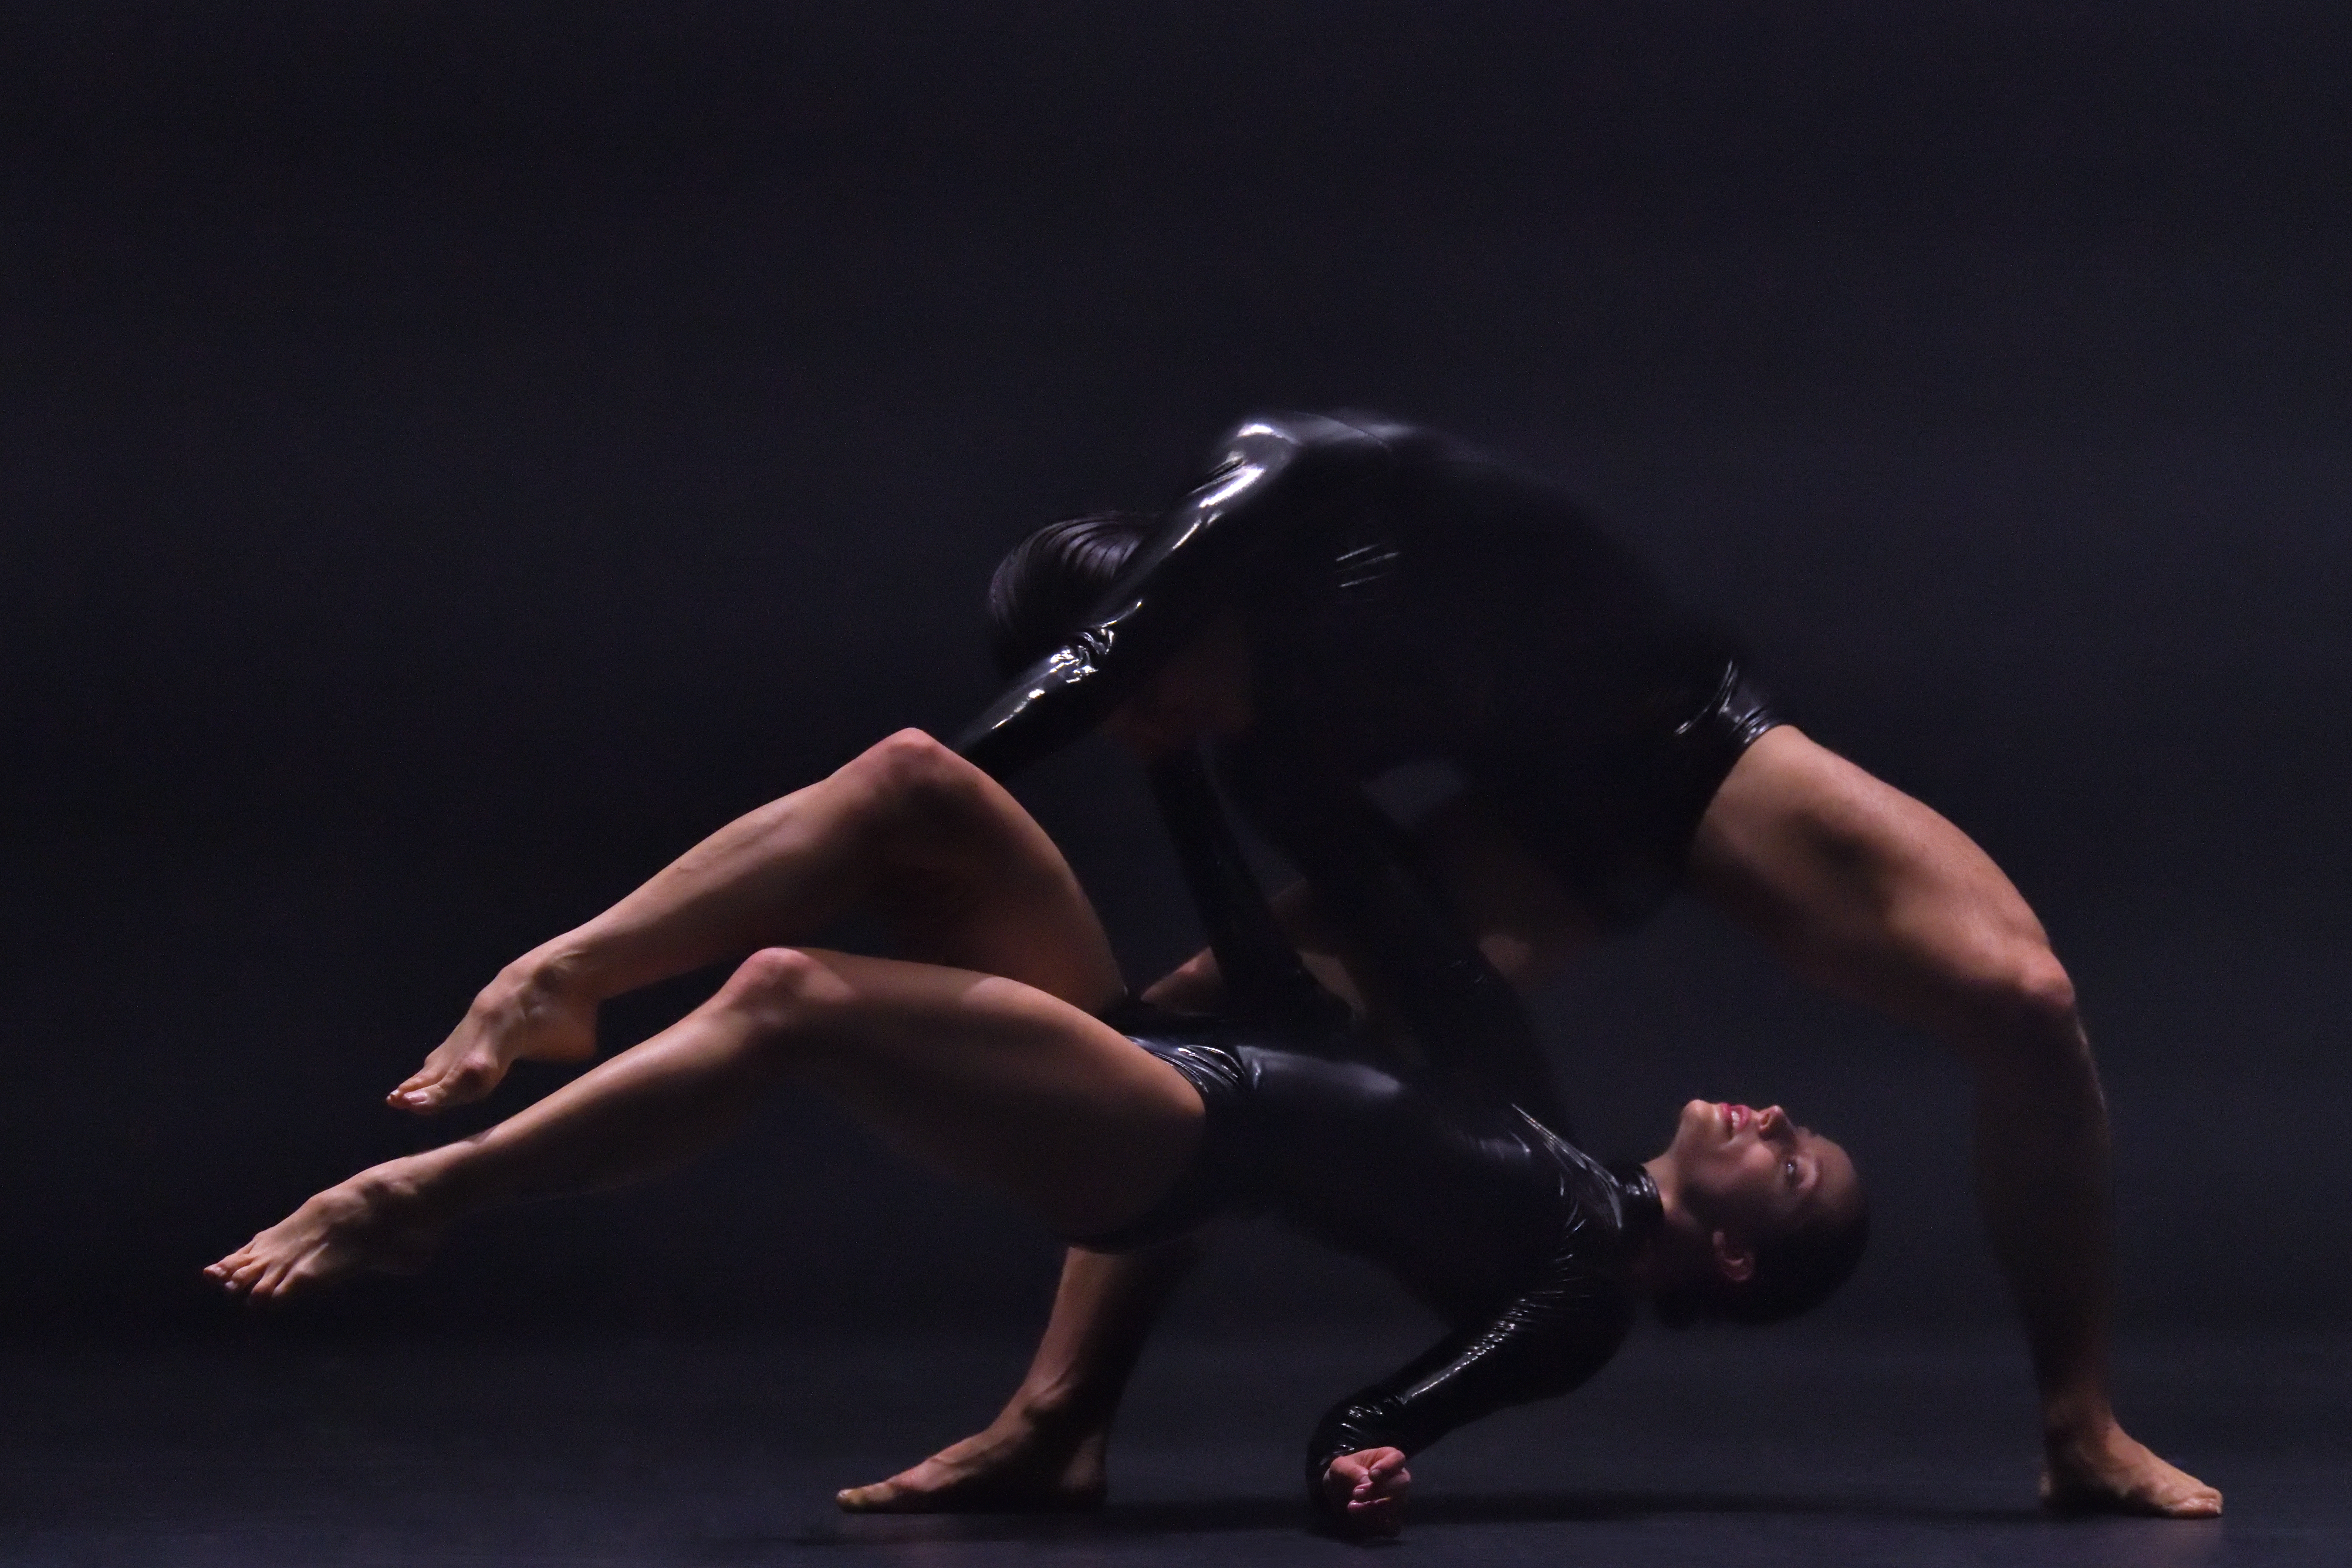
[206,732,1204,1303]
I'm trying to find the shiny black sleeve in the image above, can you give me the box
[954,413,1394,779]
[1223,750,1570,1131]
[1146,750,1356,1038]
[1303,1253,1633,1519]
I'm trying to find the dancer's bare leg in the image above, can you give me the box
[835,1235,1203,1512]
[212,731,1188,1291]
[839,794,1605,1513]
[209,946,1201,1300]
[1689,725,2220,1518]
[390,727,1123,1112]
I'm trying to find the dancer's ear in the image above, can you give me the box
[1709,1229,1756,1284]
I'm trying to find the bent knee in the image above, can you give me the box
[854,728,981,802]
[841,729,995,835]
[721,946,855,1033]
[1943,939,2084,1063]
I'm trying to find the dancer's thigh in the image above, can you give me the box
[769,946,1205,1239]
[844,731,1126,1011]
[1686,726,2060,1048]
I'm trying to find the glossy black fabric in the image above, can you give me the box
[957,411,1771,933]
[957,413,1781,1131]
[1078,1001,1662,1521]
[953,415,1751,1517]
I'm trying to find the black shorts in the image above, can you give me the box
[1068,1004,1600,1324]
[1068,1005,1263,1252]
[1471,657,1781,933]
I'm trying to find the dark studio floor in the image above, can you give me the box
[3,1324,2342,1567]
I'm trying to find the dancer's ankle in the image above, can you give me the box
[357,1149,463,1223]
[1001,1378,1113,1444]
[2039,1388,2118,1451]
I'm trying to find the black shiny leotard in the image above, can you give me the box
[946,414,1760,1514]
[1082,1000,1663,1518]
[1090,749,1663,1517]
[959,411,1778,923]
[957,412,1779,1127]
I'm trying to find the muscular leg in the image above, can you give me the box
[1688,726,2220,1517]
[208,946,1202,1299]
[834,955,1227,1514]
[210,731,1197,1285]
[393,729,1125,1111]
[835,1235,1203,1512]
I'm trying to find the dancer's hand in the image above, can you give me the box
[1322,1447,1410,1538]
[388,958,599,1113]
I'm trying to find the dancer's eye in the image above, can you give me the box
[1783,1159,1800,1186]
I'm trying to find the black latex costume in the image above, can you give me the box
[958,411,1780,1128]
[1093,1004,1663,1514]
[950,413,1767,1515]
[1079,755,1665,1517]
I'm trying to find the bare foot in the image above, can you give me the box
[203,1162,446,1304]
[389,959,598,1114]
[836,1410,1107,1514]
[2042,1422,2222,1517]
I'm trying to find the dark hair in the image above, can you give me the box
[1654,1190,1870,1330]
[985,511,1160,677]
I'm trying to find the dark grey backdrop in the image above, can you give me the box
[4,1,2346,1343]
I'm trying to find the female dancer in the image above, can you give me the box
[207,730,1864,1537]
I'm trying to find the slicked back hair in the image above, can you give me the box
[1655,1192,1870,1330]
[984,511,1160,677]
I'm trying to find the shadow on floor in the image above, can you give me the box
[764,1487,2044,1549]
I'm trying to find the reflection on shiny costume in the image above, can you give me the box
[955,414,1781,1519]
[1084,997,1662,1519]
[959,410,1780,1125]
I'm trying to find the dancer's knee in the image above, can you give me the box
[1944,936,2085,1071]
[841,729,996,847]
[721,946,855,1040]
[854,729,985,811]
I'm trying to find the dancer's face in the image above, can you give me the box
[1664,1099,1859,1249]
[1103,618,1254,758]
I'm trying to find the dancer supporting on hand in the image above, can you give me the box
[209,731,1866,1539]
[841,412,2206,1518]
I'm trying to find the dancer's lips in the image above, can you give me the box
[1722,1103,1752,1137]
